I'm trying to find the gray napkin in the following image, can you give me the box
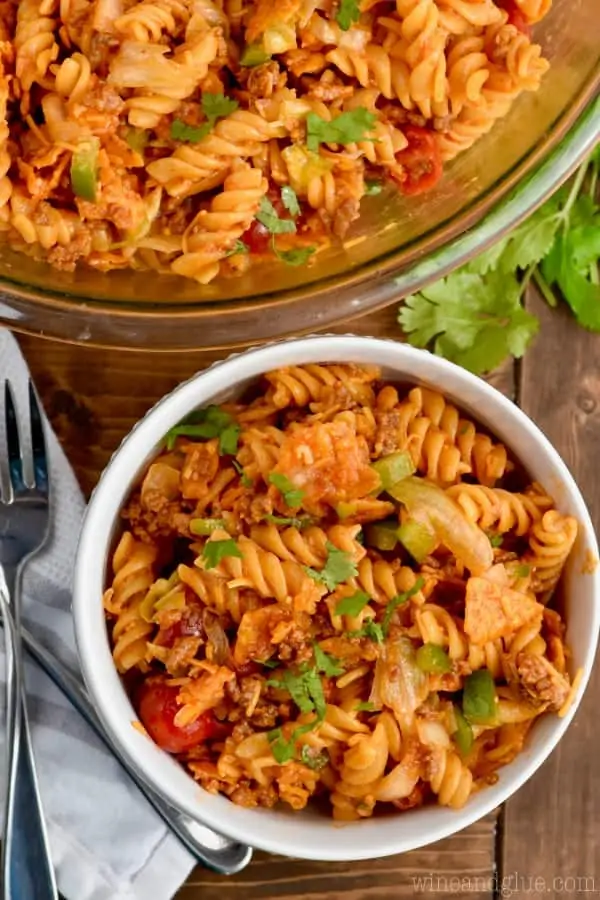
[0,330,196,900]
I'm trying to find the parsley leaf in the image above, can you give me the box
[165,405,240,453]
[305,542,358,591]
[264,514,316,528]
[170,119,210,143]
[515,564,531,578]
[202,538,242,569]
[256,197,296,234]
[306,109,376,152]
[489,533,504,548]
[381,577,424,635]
[281,185,300,217]
[355,701,375,712]
[336,0,361,29]
[268,473,304,507]
[273,244,316,266]
[399,270,539,375]
[313,642,344,676]
[334,590,370,617]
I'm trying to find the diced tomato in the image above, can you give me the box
[136,679,228,753]
[498,0,531,35]
[393,126,443,196]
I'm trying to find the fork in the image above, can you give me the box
[0,381,58,900]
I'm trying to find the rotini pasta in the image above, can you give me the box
[0,0,551,282]
[105,364,577,819]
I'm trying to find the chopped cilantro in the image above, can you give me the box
[232,460,253,487]
[336,0,361,30]
[273,244,316,266]
[170,94,238,143]
[268,472,304,507]
[381,577,424,635]
[224,239,249,257]
[334,589,370,617]
[306,109,376,152]
[347,619,385,644]
[355,701,375,712]
[489,533,504,548]
[202,538,242,569]
[281,185,300,217]
[264,514,316,528]
[170,119,210,143]
[164,405,240,454]
[305,542,358,591]
[256,196,296,234]
[313,642,344,677]
[515,564,531,578]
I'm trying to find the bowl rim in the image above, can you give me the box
[3,88,600,351]
[73,335,600,859]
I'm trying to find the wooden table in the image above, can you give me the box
[16,288,600,900]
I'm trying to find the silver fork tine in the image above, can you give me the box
[1,380,58,900]
[29,381,49,495]
[4,380,24,499]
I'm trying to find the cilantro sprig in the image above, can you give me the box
[256,196,296,235]
[268,473,304,507]
[266,644,343,763]
[165,405,240,454]
[306,109,376,152]
[398,143,600,374]
[345,578,424,643]
[305,542,358,591]
[334,589,370,617]
[170,93,239,143]
[202,538,242,569]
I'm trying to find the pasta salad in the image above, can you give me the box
[0,0,550,283]
[104,363,579,819]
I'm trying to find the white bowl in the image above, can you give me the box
[73,335,600,861]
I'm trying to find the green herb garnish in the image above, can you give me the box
[165,405,240,454]
[336,0,361,31]
[305,542,358,591]
[268,472,304,507]
[202,538,243,570]
[334,590,370,617]
[256,196,296,234]
[306,109,376,152]
[381,577,424,636]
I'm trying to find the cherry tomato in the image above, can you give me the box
[498,0,531,34]
[393,126,443,196]
[137,679,228,753]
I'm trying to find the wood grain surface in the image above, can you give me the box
[14,291,598,900]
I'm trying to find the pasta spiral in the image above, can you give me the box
[264,364,378,410]
[104,533,157,672]
[14,0,59,95]
[526,510,578,594]
[445,484,550,535]
[200,530,322,603]
[146,111,283,198]
[429,747,474,808]
[171,165,268,283]
[249,523,365,567]
[0,46,12,224]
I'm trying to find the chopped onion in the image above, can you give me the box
[417,719,451,748]
[202,609,230,665]
[371,634,428,734]
[140,462,181,507]
[389,477,493,575]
